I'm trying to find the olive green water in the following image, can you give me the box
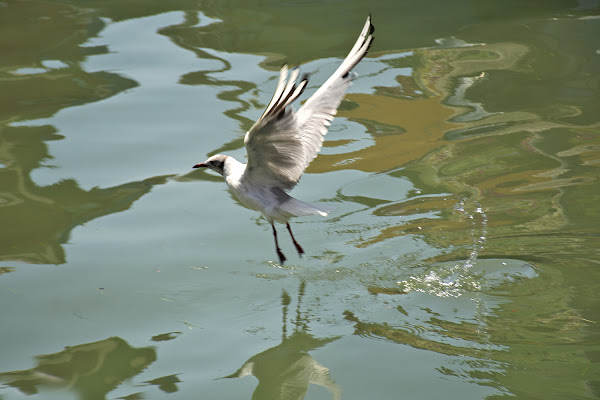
[1,1,599,399]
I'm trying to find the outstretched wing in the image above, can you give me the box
[243,15,374,190]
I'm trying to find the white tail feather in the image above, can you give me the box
[280,197,336,218]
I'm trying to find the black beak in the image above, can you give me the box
[193,163,207,169]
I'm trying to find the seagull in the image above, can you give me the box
[193,15,374,264]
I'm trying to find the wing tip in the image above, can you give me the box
[367,14,375,35]
[339,15,374,80]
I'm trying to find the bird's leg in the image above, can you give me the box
[271,224,287,264]
[286,223,305,257]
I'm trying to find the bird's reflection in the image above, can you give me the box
[221,281,341,400]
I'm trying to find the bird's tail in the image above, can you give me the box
[280,197,336,218]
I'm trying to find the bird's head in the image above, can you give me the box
[193,154,228,176]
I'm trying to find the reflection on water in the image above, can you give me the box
[0,337,155,399]
[141,374,182,394]
[400,198,488,297]
[0,128,171,265]
[222,282,341,400]
[345,255,596,399]
[0,1,169,266]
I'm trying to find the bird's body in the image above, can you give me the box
[219,155,320,222]
[194,16,374,264]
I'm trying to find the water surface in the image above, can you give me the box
[1,1,599,399]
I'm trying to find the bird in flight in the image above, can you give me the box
[194,15,374,264]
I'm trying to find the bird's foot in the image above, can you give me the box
[276,248,287,265]
[293,242,304,258]
[285,223,304,258]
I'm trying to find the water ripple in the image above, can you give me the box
[398,199,493,297]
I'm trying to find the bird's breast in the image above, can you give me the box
[226,178,284,217]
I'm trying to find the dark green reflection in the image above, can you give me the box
[0,123,171,264]
[0,1,164,265]
[0,337,156,399]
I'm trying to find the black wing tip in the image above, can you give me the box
[269,67,309,120]
[368,15,375,35]
[341,15,375,81]
[365,13,375,38]
[363,15,375,55]
[295,73,309,99]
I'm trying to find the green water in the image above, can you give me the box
[1,1,599,399]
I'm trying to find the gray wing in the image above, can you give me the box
[243,15,374,190]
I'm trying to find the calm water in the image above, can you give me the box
[1,1,600,399]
